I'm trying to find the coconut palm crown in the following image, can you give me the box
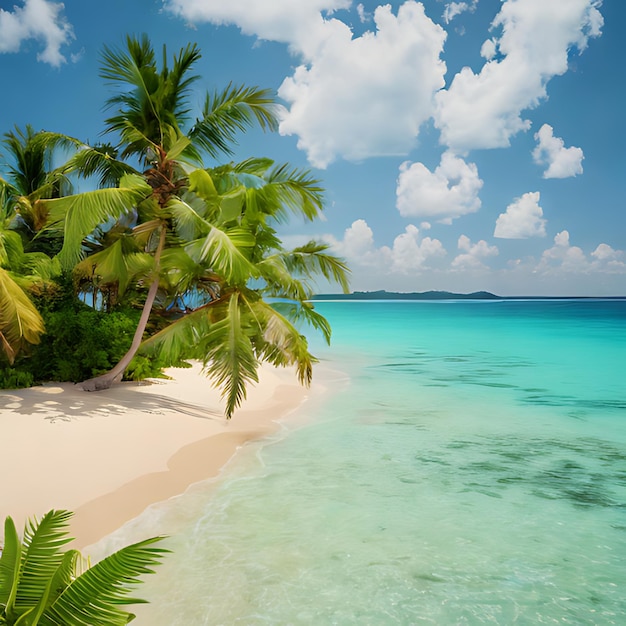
[39,34,350,417]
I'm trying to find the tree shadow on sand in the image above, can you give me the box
[0,380,223,423]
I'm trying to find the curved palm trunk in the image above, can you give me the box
[81,226,166,391]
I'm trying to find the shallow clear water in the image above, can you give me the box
[103,300,626,625]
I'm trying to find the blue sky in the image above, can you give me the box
[0,0,623,296]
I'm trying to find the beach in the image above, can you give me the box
[0,362,311,548]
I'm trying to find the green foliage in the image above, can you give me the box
[0,510,167,625]
[26,302,139,383]
[0,297,167,388]
[124,354,173,381]
[0,34,351,416]
[0,367,34,389]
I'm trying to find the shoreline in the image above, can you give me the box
[0,362,313,548]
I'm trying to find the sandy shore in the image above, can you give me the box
[0,362,312,548]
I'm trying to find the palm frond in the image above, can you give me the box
[201,292,259,418]
[166,197,210,242]
[0,229,23,268]
[157,247,207,296]
[185,224,257,285]
[14,510,74,614]
[256,254,314,301]
[0,267,45,363]
[263,163,325,222]
[271,300,333,345]
[62,144,138,187]
[0,516,21,611]
[247,299,315,386]
[2,126,80,197]
[141,305,210,363]
[40,536,167,626]
[74,239,151,296]
[282,242,351,293]
[43,174,152,269]
[101,35,202,160]
[190,84,279,158]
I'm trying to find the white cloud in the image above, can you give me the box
[452,235,498,269]
[396,151,483,223]
[324,219,446,274]
[536,231,626,275]
[356,3,368,23]
[278,2,447,167]
[591,243,621,262]
[443,1,478,25]
[435,0,603,152]
[533,123,584,178]
[494,191,547,238]
[165,0,351,51]
[0,0,73,67]
[388,224,447,272]
[167,0,447,168]
[538,230,589,272]
[480,38,497,60]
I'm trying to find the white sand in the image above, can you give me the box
[0,362,311,547]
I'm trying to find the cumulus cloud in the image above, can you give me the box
[435,0,603,152]
[356,3,369,23]
[591,243,621,262]
[527,233,625,278]
[0,0,73,66]
[443,1,478,25]
[452,235,498,269]
[533,123,584,178]
[388,224,447,272]
[324,219,446,274]
[278,2,447,167]
[396,151,483,223]
[537,230,589,273]
[167,0,447,168]
[494,191,547,239]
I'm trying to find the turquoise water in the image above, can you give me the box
[108,300,626,624]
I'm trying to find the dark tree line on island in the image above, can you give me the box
[0,34,350,418]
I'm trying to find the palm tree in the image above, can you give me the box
[0,510,166,625]
[40,34,349,416]
[1,125,78,256]
[0,125,83,364]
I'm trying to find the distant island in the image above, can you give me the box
[313,290,500,300]
[312,291,625,300]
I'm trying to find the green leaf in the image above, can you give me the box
[188,169,218,205]
[40,537,167,626]
[0,268,45,363]
[43,174,152,269]
[166,197,210,242]
[14,511,74,616]
[247,299,315,386]
[200,292,259,418]
[219,188,245,223]
[0,516,22,615]
[190,84,279,159]
[185,225,256,285]
[271,301,333,345]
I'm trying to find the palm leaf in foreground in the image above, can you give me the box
[0,510,167,626]
[42,536,167,626]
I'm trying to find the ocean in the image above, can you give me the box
[108,299,626,624]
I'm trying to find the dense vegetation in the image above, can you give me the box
[0,35,349,416]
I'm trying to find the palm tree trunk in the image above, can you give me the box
[81,226,166,391]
